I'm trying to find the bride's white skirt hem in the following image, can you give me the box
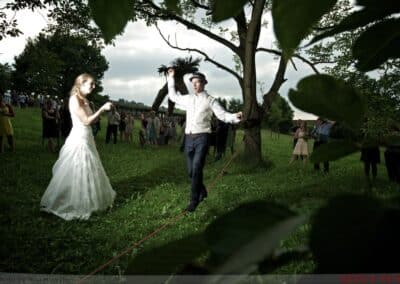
[40,207,91,221]
[40,126,116,221]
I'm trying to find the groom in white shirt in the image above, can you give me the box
[167,68,243,212]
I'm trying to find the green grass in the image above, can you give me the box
[0,107,399,275]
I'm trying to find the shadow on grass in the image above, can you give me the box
[112,162,189,205]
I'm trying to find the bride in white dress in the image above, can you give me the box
[40,73,116,220]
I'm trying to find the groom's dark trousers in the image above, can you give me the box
[184,133,209,203]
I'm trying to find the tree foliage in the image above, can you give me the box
[0,0,104,44]
[272,0,400,161]
[263,95,293,133]
[0,63,12,93]
[12,32,108,101]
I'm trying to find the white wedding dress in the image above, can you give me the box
[40,96,116,220]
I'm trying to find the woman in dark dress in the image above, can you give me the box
[42,99,59,152]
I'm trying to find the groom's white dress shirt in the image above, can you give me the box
[167,77,240,135]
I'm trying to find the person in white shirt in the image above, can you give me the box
[167,68,242,212]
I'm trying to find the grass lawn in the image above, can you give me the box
[1,106,399,275]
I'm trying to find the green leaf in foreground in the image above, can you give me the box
[206,201,303,275]
[272,0,337,58]
[289,74,366,129]
[89,0,132,44]
[353,18,400,72]
[310,194,400,273]
[213,215,305,277]
[310,140,359,163]
[212,0,248,22]
[309,0,400,45]
[126,233,206,275]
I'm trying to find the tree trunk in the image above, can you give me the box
[241,0,265,164]
[243,126,262,162]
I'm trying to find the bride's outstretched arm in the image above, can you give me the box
[70,95,112,126]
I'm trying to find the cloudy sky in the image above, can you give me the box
[0,6,317,119]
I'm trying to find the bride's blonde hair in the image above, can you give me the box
[69,73,94,106]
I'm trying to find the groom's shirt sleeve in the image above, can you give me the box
[209,98,241,124]
[167,76,191,110]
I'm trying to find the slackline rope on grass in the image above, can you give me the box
[77,144,241,284]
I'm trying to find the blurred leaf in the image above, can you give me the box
[258,246,310,274]
[205,201,301,274]
[126,233,207,274]
[310,140,359,163]
[310,10,394,45]
[164,0,182,15]
[89,0,132,44]
[353,18,400,71]
[289,74,366,128]
[214,215,305,276]
[212,0,248,22]
[329,122,359,140]
[272,0,337,58]
[310,194,400,273]
[310,195,383,273]
[309,0,400,45]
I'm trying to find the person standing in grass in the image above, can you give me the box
[147,111,159,145]
[0,93,15,153]
[124,112,134,143]
[360,146,380,181]
[40,73,116,220]
[289,121,309,165]
[42,99,59,153]
[139,112,148,146]
[105,105,120,144]
[311,118,334,174]
[167,68,243,212]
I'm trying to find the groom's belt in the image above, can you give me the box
[186,132,208,138]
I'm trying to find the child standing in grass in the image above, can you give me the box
[40,73,116,220]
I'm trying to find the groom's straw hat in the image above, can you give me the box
[189,72,208,84]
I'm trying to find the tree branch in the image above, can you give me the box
[257,47,320,74]
[144,0,240,55]
[290,58,297,71]
[155,24,243,85]
[262,56,288,113]
[233,9,247,56]
[247,0,265,46]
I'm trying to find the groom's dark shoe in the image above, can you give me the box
[199,189,208,202]
[186,200,199,212]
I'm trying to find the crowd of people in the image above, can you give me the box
[289,118,400,184]
[38,70,242,218]
[1,69,399,219]
[2,88,399,188]
[0,87,241,164]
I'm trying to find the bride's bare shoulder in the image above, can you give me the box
[69,95,81,110]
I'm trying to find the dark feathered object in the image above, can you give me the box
[158,56,201,77]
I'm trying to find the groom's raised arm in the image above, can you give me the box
[167,68,190,110]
